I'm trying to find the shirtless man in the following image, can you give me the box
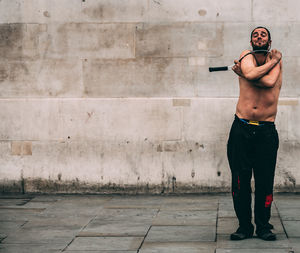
[227,26,282,241]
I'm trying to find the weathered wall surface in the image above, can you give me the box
[0,0,299,193]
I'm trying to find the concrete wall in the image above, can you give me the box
[0,0,299,194]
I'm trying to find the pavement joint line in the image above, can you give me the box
[137,225,152,252]
[136,208,160,252]
[62,214,98,251]
[61,237,76,252]
[275,202,289,239]
[215,201,220,242]
[20,220,29,228]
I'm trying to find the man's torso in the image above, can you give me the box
[236,54,282,122]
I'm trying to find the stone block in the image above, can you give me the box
[0,97,177,141]
[135,23,224,58]
[0,24,47,60]
[81,0,148,22]
[253,0,300,22]
[0,0,85,24]
[11,142,22,156]
[48,23,135,59]
[281,57,300,97]
[0,59,83,97]
[0,100,63,140]
[11,142,32,156]
[0,1,23,23]
[173,99,191,107]
[83,58,198,97]
[0,0,148,23]
[148,0,251,22]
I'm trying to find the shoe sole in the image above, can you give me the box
[230,234,253,240]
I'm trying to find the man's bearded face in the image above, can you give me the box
[251,28,270,51]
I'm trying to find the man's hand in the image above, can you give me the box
[269,49,282,63]
[232,60,244,77]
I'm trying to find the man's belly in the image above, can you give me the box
[236,101,277,122]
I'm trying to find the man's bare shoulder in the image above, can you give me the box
[240,50,252,59]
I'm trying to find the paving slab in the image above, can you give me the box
[104,196,163,209]
[217,218,239,235]
[66,237,144,251]
[0,209,45,222]
[21,201,56,209]
[0,198,31,206]
[277,208,300,221]
[289,238,300,253]
[216,249,293,253]
[41,197,109,216]
[65,251,137,253]
[0,221,27,233]
[80,219,150,237]
[160,201,218,211]
[145,225,216,242]
[152,210,217,226]
[21,216,92,230]
[282,221,300,237]
[0,244,65,253]
[139,242,216,253]
[217,234,290,249]
[94,208,159,222]
[2,228,77,244]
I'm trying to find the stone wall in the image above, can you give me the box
[0,0,299,193]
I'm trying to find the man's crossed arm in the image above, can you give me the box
[232,49,282,88]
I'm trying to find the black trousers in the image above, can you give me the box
[227,115,279,233]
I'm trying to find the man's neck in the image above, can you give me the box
[253,53,268,66]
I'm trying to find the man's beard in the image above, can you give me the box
[251,41,270,51]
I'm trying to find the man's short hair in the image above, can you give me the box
[251,26,271,42]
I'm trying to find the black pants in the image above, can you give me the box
[227,115,279,233]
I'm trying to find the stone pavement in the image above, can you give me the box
[0,193,299,253]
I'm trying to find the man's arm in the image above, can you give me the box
[232,49,282,88]
[255,60,281,88]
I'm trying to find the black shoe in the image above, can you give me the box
[230,226,254,240]
[257,230,276,241]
